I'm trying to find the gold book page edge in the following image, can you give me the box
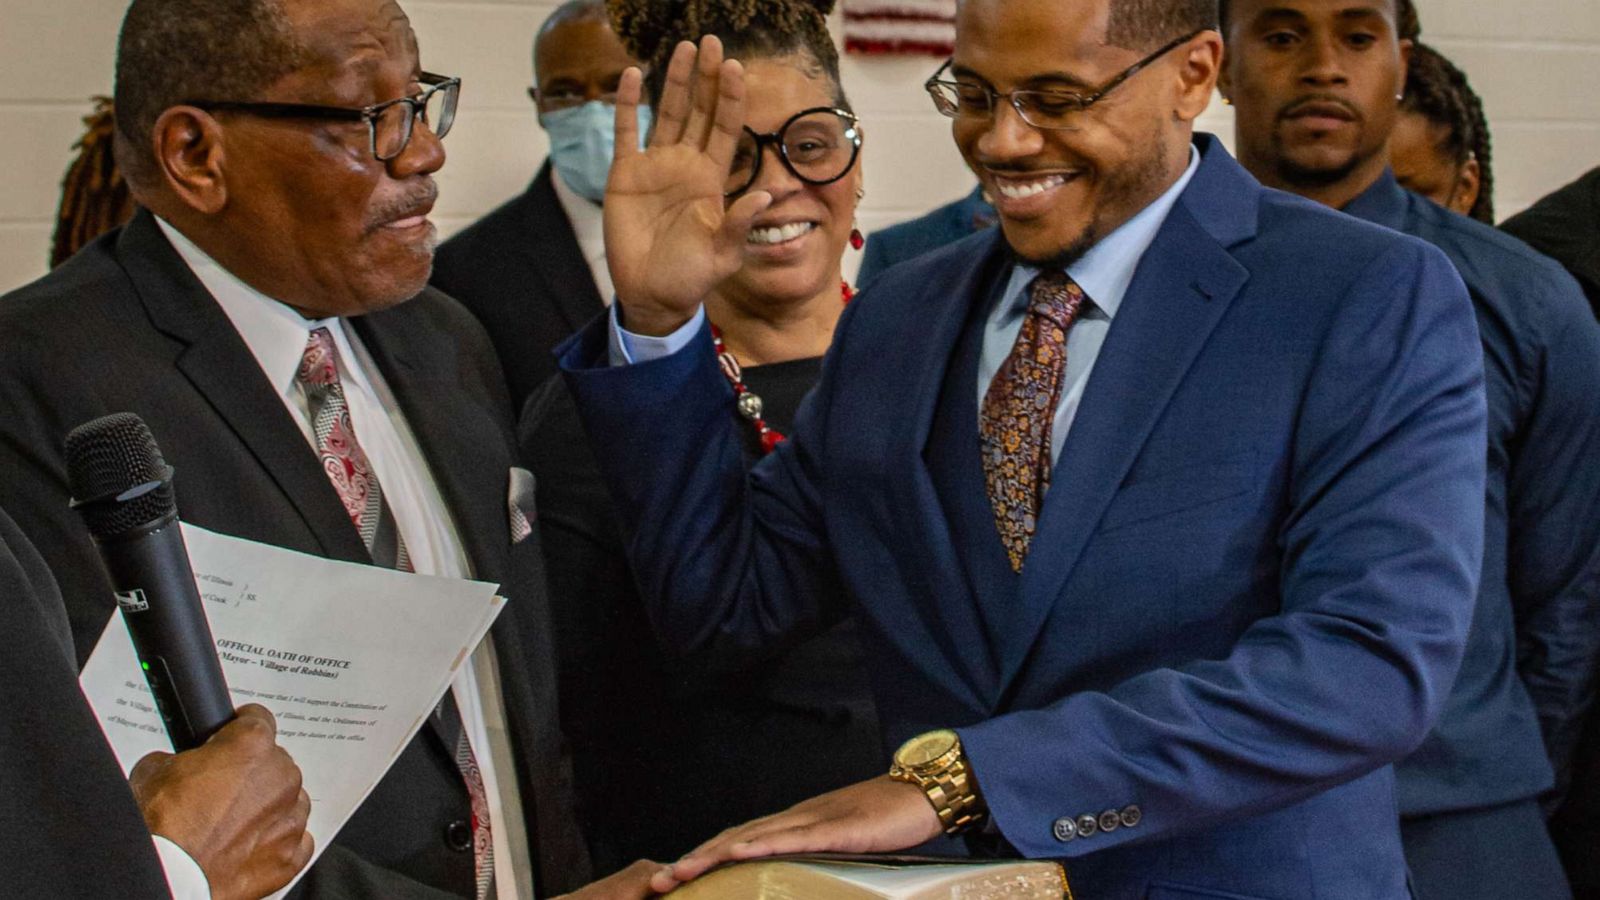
[697,854,1073,898]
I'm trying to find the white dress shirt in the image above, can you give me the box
[153,836,209,899]
[156,218,534,900]
[609,146,1200,464]
[551,165,615,306]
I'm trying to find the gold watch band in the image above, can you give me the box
[921,761,986,833]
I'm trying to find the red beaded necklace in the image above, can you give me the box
[711,280,855,454]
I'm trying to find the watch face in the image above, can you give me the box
[899,729,959,768]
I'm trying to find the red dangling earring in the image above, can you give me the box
[849,227,864,251]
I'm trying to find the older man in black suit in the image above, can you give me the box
[432,0,641,409]
[0,0,590,896]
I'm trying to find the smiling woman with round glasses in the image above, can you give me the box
[516,0,882,877]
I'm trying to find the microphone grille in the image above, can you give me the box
[64,413,176,538]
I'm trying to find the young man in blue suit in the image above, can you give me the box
[559,0,1486,896]
[1222,1,1600,897]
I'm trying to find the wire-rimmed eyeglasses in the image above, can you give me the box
[925,31,1202,130]
[726,107,863,197]
[187,72,461,162]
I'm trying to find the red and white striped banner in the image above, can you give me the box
[843,0,956,56]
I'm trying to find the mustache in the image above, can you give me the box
[1277,94,1363,123]
[365,180,439,230]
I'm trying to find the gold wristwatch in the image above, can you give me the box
[888,728,987,835]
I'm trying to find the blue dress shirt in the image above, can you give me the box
[1345,170,1600,817]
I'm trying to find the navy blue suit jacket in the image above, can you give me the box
[1347,172,1600,816]
[857,186,995,290]
[560,137,1486,899]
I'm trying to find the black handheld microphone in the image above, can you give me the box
[66,413,234,751]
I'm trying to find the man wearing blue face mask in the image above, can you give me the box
[432,0,646,409]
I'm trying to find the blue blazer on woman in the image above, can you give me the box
[558,136,1486,900]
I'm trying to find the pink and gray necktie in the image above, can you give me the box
[979,271,1088,573]
[297,328,494,899]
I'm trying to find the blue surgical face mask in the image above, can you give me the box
[540,100,652,204]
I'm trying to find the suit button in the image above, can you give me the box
[1075,813,1099,838]
[1098,809,1122,833]
[1051,817,1078,842]
[1120,805,1142,828]
[445,819,473,852]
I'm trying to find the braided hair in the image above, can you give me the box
[1403,42,1494,222]
[51,97,135,269]
[608,0,847,109]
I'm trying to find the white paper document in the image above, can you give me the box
[80,523,505,897]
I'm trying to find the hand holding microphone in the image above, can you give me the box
[65,412,234,749]
[131,704,315,900]
[68,413,313,894]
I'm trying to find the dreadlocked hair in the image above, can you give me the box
[52,97,135,269]
[1403,42,1494,223]
[608,0,848,109]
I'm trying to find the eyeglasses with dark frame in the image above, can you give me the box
[187,72,461,162]
[530,87,621,112]
[925,30,1203,130]
[726,106,863,198]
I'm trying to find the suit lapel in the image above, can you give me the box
[995,146,1257,690]
[352,304,510,584]
[523,163,607,330]
[353,302,512,758]
[115,212,369,563]
[873,233,1013,709]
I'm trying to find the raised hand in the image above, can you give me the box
[604,35,773,337]
[131,704,314,900]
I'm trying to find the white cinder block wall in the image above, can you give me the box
[1,0,1596,292]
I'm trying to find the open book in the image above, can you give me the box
[666,855,1071,899]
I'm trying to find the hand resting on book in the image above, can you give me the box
[556,859,664,899]
[649,776,944,894]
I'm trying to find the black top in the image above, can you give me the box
[521,354,883,876]
[0,505,173,899]
[1501,166,1600,320]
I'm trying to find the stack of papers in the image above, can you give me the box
[80,524,505,898]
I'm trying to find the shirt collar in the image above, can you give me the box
[1002,143,1202,321]
[550,160,607,265]
[154,216,364,400]
[1341,168,1409,231]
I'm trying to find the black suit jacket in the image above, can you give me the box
[432,162,605,410]
[0,211,590,898]
[0,505,171,899]
[1501,166,1600,320]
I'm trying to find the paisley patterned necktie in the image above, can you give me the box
[979,271,1088,572]
[296,328,494,899]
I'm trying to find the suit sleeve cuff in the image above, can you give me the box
[608,303,706,366]
[154,835,212,900]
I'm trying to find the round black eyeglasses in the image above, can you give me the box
[187,72,461,162]
[726,107,863,197]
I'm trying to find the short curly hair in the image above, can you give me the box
[113,0,306,185]
[1402,42,1494,222]
[1220,0,1404,36]
[608,0,846,108]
